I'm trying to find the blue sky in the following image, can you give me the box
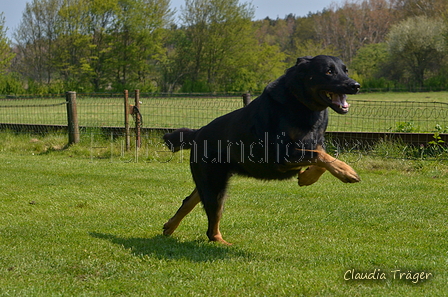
[1,0,336,39]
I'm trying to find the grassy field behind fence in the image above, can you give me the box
[1,92,448,133]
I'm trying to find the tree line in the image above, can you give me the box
[0,0,447,95]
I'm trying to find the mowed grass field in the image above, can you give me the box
[0,133,447,296]
[1,92,448,133]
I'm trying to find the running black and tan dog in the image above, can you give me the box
[163,55,361,245]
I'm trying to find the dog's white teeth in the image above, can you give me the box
[339,104,350,110]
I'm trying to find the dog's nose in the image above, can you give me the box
[350,82,361,92]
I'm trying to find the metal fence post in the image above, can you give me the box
[66,91,80,145]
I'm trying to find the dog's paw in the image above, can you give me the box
[162,220,177,236]
[297,166,327,186]
[329,161,360,183]
[339,170,361,183]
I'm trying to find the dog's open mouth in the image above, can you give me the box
[322,91,350,114]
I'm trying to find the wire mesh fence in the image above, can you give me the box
[76,94,125,128]
[328,100,448,133]
[138,95,242,129]
[0,95,67,126]
[1,92,447,135]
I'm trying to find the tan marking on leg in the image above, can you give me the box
[208,222,232,246]
[163,188,201,236]
[298,165,327,186]
[206,203,232,245]
[295,145,360,183]
[314,151,360,183]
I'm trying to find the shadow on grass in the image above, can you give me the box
[90,232,252,262]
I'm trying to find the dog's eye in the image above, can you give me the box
[326,69,333,75]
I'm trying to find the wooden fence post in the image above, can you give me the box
[134,89,141,148]
[124,90,131,151]
[242,92,251,106]
[66,91,80,145]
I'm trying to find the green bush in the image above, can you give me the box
[0,73,25,95]
[180,79,211,93]
[424,73,448,90]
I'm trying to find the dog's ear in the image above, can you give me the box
[294,56,312,77]
[266,56,311,104]
[284,57,311,99]
[296,56,313,66]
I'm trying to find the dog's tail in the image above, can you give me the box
[163,128,197,152]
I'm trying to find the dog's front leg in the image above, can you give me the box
[295,146,360,183]
[315,152,360,183]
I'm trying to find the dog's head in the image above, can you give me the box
[271,55,360,114]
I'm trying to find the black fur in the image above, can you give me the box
[163,55,360,244]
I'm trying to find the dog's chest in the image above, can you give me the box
[279,112,327,147]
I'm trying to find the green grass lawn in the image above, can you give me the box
[0,134,447,296]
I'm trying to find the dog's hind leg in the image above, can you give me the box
[298,165,327,186]
[193,165,232,245]
[201,188,230,245]
[163,188,201,236]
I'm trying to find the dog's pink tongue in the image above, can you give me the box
[331,93,349,109]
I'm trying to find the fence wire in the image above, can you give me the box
[0,96,67,126]
[76,94,124,128]
[1,94,447,134]
[328,100,448,133]
[140,95,242,129]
